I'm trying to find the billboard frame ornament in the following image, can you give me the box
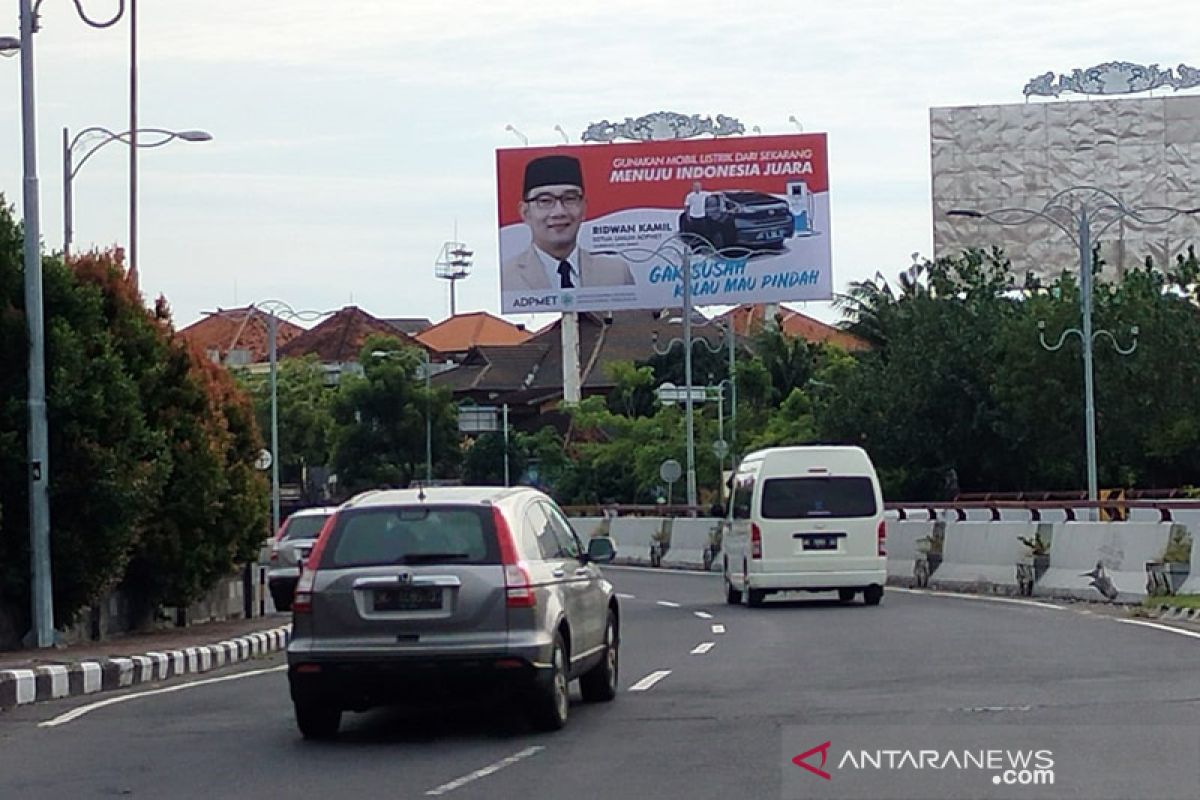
[581,111,745,143]
[1023,61,1200,98]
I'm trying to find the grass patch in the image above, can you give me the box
[1144,594,1200,610]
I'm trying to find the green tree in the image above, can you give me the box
[329,336,459,494]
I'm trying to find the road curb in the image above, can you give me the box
[1147,605,1200,622]
[0,625,291,712]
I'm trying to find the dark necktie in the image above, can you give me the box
[557,260,574,289]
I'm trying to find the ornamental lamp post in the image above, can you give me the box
[948,187,1200,505]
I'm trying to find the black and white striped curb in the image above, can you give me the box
[1148,606,1200,623]
[0,625,291,711]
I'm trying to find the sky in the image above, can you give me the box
[0,0,1193,331]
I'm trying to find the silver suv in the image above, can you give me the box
[267,506,337,612]
[286,486,619,739]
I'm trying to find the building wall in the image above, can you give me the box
[931,95,1200,280]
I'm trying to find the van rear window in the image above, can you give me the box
[760,477,877,519]
[322,506,500,568]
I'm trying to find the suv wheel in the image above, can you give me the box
[294,699,341,740]
[580,612,618,703]
[864,585,884,606]
[529,634,570,731]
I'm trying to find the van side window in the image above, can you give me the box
[732,474,755,520]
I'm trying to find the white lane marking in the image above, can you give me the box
[425,746,545,796]
[694,611,713,619]
[712,624,726,634]
[690,642,715,655]
[1117,619,1200,641]
[40,665,287,728]
[893,587,1065,611]
[656,601,681,608]
[628,670,672,692]
[615,593,636,600]
[605,565,713,578]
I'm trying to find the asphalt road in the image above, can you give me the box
[2,567,1199,799]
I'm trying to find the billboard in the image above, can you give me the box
[496,134,832,314]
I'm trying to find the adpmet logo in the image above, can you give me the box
[792,741,832,781]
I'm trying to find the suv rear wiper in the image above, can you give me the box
[396,552,472,564]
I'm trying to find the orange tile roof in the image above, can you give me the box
[720,304,871,351]
[177,306,305,363]
[279,306,427,362]
[414,311,532,353]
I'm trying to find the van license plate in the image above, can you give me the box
[801,535,839,551]
[374,587,442,611]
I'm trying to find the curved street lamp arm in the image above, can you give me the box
[1037,321,1082,352]
[253,299,333,324]
[70,127,204,178]
[975,207,1078,245]
[1093,327,1138,356]
[70,0,124,28]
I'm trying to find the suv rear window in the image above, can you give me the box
[760,477,877,519]
[322,506,499,568]
[282,514,329,541]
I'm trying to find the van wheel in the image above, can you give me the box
[294,699,341,740]
[837,588,856,603]
[747,588,767,608]
[580,612,618,703]
[528,634,570,731]
[725,575,742,605]
[864,585,884,606]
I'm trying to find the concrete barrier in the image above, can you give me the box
[930,522,1036,593]
[1036,522,1172,602]
[886,519,935,586]
[662,519,721,570]
[607,518,660,566]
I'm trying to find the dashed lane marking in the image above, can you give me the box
[690,642,715,655]
[425,747,545,796]
[628,670,672,692]
[694,611,713,619]
[712,624,725,634]
[656,601,681,608]
[616,593,636,600]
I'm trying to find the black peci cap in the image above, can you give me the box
[523,155,584,197]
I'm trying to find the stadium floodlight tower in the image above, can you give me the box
[435,239,473,316]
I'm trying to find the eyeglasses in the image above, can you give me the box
[525,191,584,211]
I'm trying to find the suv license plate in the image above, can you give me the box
[374,587,442,611]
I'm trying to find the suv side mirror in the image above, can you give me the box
[586,536,617,564]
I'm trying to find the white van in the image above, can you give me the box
[722,446,886,607]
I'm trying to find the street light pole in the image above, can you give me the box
[949,187,1199,503]
[681,245,697,509]
[19,0,54,648]
[128,0,138,284]
[62,126,211,258]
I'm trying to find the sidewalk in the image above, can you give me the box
[0,614,292,711]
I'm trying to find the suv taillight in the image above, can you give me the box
[494,507,536,608]
[751,523,762,559]
[292,568,315,614]
[877,520,887,557]
[291,513,338,615]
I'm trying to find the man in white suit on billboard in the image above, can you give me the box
[502,154,635,290]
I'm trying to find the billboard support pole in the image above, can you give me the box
[682,246,698,511]
[562,312,581,405]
